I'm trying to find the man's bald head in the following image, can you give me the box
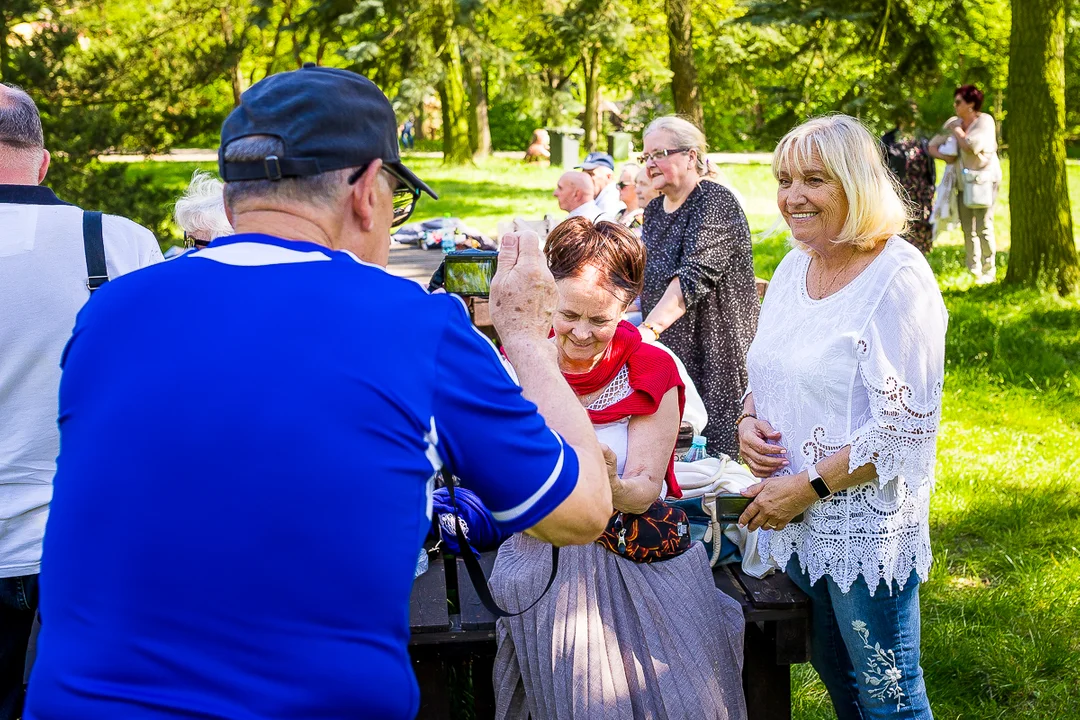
[553,171,593,212]
[0,83,49,185]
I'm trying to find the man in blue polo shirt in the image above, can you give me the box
[26,66,612,720]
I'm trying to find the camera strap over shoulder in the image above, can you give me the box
[442,474,559,618]
[82,211,108,293]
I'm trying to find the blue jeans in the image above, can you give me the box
[787,559,933,720]
[0,574,37,720]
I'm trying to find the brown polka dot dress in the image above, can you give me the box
[641,180,759,457]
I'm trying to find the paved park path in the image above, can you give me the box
[387,242,444,284]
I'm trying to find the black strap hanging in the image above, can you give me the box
[442,473,560,618]
[82,211,108,293]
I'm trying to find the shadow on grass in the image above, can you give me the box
[934,245,1080,392]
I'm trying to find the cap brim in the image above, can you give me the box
[389,161,438,200]
[577,161,611,171]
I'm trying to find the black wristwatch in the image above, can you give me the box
[807,463,833,499]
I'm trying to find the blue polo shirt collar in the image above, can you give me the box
[0,184,72,206]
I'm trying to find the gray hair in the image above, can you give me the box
[0,83,44,150]
[221,135,354,211]
[174,171,233,240]
[643,116,708,176]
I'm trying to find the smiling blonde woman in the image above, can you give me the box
[736,114,946,720]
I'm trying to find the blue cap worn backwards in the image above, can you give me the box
[577,152,615,172]
[218,64,436,199]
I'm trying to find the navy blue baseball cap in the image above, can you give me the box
[577,152,615,171]
[219,64,436,199]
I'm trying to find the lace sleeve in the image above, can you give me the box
[849,264,948,490]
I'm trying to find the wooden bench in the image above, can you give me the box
[409,549,809,720]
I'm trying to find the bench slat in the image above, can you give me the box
[457,552,499,630]
[735,567,809,610]
[410,554,451,633]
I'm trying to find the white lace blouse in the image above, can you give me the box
[746,237,947,595]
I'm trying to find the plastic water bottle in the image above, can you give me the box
[683,435,709,462]
[414,547,429,577]
[441,229,455,254]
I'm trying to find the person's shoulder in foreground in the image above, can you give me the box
[878,234,939,282]
[99,211,165,268]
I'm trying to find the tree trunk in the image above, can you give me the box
[218,7,243,106]
[0,11,10,83]
[582,45,601,153]
[432,0,472,164]
[260,0,294,82]
[463,44,491,158]
[1005,0,1079,294]
[664,0,703,129]
[416,101,426,141]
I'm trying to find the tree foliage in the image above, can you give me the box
[1,0,1076,280]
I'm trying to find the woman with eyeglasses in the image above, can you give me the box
[928,84,1001,284]
[637,116,759,458]
[614,164,644,232]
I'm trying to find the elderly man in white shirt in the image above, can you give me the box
[0,83,162,718]
[553,170,613,223]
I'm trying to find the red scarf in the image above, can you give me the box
[561,321,686,497]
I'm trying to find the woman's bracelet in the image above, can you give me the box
[734,412,757,430]
[641,321,662,338]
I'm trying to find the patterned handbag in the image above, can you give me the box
[596,499,692,563]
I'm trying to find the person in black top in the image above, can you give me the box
[881,104,936,254]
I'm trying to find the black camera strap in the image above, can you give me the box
[82,211,108,293]
[442,474,559,618]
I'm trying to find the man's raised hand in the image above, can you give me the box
[489,231,558,348]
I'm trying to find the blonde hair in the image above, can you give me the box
[772,114,907,250]
[643,116,708,176]
[174,170,233,240]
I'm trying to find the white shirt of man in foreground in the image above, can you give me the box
[0,82,161,718]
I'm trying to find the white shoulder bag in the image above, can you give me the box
[961,167,994,209]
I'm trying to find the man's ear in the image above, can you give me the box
[37,149,50,184]
[349,160,382,232]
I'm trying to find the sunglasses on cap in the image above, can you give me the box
[347,163,421,228]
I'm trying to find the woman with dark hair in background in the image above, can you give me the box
[881,104,936,254]
[929,84,1002,283]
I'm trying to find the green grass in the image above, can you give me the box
[131,155,1080,717]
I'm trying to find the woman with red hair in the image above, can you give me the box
[489,218,747,719]
[930,84,1002,283]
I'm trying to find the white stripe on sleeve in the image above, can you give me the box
[489,430,567,523]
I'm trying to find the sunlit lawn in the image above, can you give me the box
[134,155,1080,718]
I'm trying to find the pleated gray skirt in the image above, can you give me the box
[489,533,748,720]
